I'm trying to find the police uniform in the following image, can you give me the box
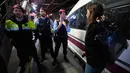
[5,15,41,73]
[35,17,54,61]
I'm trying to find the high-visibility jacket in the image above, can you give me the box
[5,19,35,31]
[5,16,36,47]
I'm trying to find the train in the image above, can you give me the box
[67,0,130,73]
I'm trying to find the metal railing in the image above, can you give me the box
[0,0,9,23]
[0,0,7,7]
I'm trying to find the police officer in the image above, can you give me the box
[53,9,70,65]
[35,7,54,62]
[5,4,41,73]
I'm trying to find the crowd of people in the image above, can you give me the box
[4,3,70,73]
[3,1,122,73]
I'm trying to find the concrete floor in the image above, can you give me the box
[7,40,84,73]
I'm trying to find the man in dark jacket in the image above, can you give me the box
[5,4,41,73]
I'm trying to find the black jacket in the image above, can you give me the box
[5,15,36,48]
[85,22,109,68]
[36,17,52,37]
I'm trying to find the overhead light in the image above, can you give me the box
[31,3,37,11]
[42,3,60,5]
[52,3,60,5]
[42,3,50,5]
[22,1,28,9]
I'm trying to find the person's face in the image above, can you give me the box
[101,15,105,20]
[13,8,24,18]
[86,9,91,19]
[60,12,66,19]
[86,9,93,24]
[40,9,46,17]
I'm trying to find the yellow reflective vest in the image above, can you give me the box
[5,19,36,31]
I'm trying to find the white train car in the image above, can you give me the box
[67,0,130,73]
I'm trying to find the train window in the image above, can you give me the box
[68,6,87,30]
[104,5,130,39]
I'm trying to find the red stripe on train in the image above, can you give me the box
[68,35,130,73]
[68,35,85,51]
[107,64,130,73]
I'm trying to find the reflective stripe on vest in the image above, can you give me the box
[25,20,36,30]
[5,20,19,31]
[5,20,36,31]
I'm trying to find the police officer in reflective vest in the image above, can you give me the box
[35,7,54,62]
[5,4,41,73]
[53,9,70,65]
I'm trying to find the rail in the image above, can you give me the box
[0,0,7,7]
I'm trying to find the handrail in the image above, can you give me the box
[0,0,8,23]
[0,0,7,7]
[0,11,9,24]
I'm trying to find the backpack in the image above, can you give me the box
[95,20,128,63]
[37,18,51,36]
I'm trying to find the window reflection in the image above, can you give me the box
[68,7,87,30]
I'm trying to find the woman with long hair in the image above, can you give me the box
[85,2,109,73]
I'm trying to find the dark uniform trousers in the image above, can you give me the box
[39,35,54,60]
[0,55,8,73]
[54,35,68,60]
[14,41,41,69]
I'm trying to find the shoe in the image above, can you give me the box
[64,56,69,62]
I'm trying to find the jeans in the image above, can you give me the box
[85,63,104,73]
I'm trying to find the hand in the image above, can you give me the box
[57,21,62,30]
[51,29,55,33]
[62,21,66,27]
[59,21,63,26]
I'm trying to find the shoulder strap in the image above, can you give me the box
[38,18,42,23]
[56,20,59,26]
[38,17,50,25]
[45,17,50,25]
